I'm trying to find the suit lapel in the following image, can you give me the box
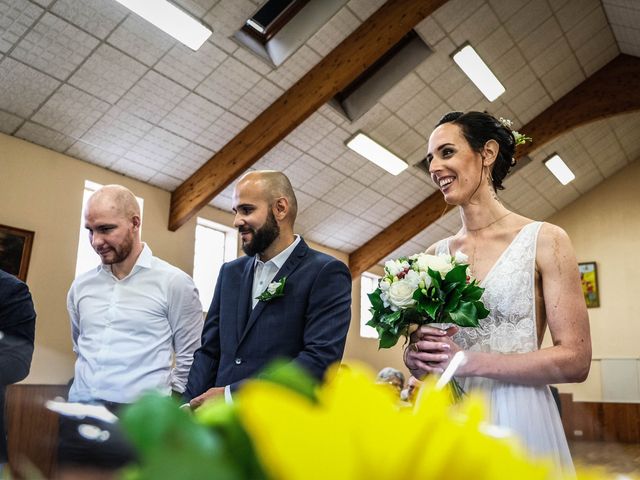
[236,259,255,341]
[238,239,309,346]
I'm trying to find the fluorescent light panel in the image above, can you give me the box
[346,133,408,176]
[544,154,575,185]
[452,44,505,101]
[115,0,212,50]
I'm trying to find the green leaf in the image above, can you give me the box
[444,289,462,312]
[448,301,480,327]
[474,301,490,319]
[368,288,383,311]
[461,284,484,301]
[379,330,400,348]
[427,268,442,288]
[444,264,467,283]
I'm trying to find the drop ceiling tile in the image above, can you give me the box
[307,127,350,165]
[433,0,484,33]
[30,0,53,7]
[148,172,182,191]
[448,83,483,112]
[288,154,335,188]
[286,111,338,153]
[396,85,440,128]
[0,109,22,134]
[202,1,256,38]
[231,46,273,76]
[370,115,409,146]
[347,0,385,21]
[110,157,157,182]
[292,190,316,215]
[414,101,453,138]
[118,70,189,124]
[555,0,602,32]
[330,150,368,177]
[80,106,153,156]
[66,140,121,168]
[68,44,147,105]
[414,37,455,85]
[349,158,388,186]
[173,0,217,18]
[572,167,604,194]
[541,54,585,101]
[389,128,425,160]
[520,16,564,63]
[504,79,550,124]
[529,37,573,77]
[414,16,446,47]
[160,92,224,141]
[51,0,127,39]
[125,126,191,167]
[11,12,99,81]
[565,5,609,49]
[31,84,109,138]
[196,110,248,152]
[107,14,175,67]
[323,177,366,208]
[476,26,514,63]
[174,142,213,170]
[503,0,552,42]
[155,41,227,90]
[431,64,470,102]
[15,121,75,152]
[294,199,336,232]
[266,45,321,90]
[307,6,359,57]
[574,27,618,73]
[257,142,305,172]
[450,3,500,46]
[0,57,60,118]
[346,103,393,135]
[487,0,530,22]
[0,0,43,54]
[380,73,427,112]
[343,187,384,216]
[196,56,261,109]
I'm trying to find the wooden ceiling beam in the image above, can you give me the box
[169,0,449,231]
[348,54,640,278]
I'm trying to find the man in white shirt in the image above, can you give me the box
[185,171,351,407]
[67,185,203,405]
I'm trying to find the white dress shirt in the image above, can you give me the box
[67,244,203,404]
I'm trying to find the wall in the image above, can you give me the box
[546,158,640,401]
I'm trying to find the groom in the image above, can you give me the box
[185,170,352,407]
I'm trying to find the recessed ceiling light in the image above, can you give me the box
[544,154,575,185]
[452,44,505,101]
[346,132,408,176]
[115,0,212,51]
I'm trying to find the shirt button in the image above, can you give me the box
[235,358,242,365]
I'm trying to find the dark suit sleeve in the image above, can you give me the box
[291,259,352,381]
[0,274,36,385]
[184,265,224,400]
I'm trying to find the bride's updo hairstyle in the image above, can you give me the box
[435,111,516,191]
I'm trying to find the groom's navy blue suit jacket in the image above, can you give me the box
[185,238,351,399]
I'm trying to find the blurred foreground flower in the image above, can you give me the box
[121,363,631,480]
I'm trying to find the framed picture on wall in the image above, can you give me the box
[0,224,35,281]
[578,261,599,308]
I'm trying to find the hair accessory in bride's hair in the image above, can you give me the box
[498,117,532,147]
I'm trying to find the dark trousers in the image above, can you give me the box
[57,401,137,470]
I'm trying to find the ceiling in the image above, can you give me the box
[1,0,639,265]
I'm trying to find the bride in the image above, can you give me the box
[404,111,591,475]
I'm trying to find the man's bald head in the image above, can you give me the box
[87,185,140,220]
[236,171,298,223]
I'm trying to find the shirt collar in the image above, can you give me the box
[100,243,152,275]
[255,235,301,269]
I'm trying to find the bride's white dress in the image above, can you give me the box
[435,221,574,475]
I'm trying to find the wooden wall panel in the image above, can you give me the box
[560,393,640,443]
[6,384,68,479]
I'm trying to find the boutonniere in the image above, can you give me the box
[256,277,286,302]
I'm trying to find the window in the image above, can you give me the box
[360,272,380,339]
[193,217,238,312]
[74,180,144,277]
[234,0,346,67]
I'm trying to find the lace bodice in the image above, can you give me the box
[435,222,543,355]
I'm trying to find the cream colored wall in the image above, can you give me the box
[544,158,640,401]
[0,133,231,384]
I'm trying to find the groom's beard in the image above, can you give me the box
[240,211,280,257]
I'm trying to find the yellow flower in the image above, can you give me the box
[235,364,575,480]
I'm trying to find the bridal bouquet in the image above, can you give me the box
[367,252,489,349]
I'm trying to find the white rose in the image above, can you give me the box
[418,270,432,289]
[267,282,279,294]
[454,250,469,264]
[384,260,404,277]
[415,254,454,278]
[379,279,391,292]
[404,269,420,289]
[387,279,416,309]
